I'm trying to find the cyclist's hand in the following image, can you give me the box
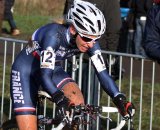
[113,94,135,120]
[52,90,70,124]
[52,90,69,108]
[57,107,70,125]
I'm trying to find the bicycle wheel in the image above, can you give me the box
[2,119,18,130]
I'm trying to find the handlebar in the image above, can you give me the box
[51,119,126,130]
[37,91,132,130]
[51,105,128,130]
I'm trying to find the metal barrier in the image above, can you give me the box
[0,37,160,130]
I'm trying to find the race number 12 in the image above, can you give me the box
[40,49,56,70]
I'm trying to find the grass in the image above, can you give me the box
[2,14,53,40]
[1,0,65,40]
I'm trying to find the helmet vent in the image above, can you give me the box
[77,4,86,11]
[67,0,106,35]
[88,5,97,16]
[73,12,83,22]
[90,26,96,34]
[75,20,87,31]
[76,8,86,15]
[83,17,93,26]
[97,20,101,32]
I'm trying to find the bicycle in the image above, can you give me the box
[2,90,134,130]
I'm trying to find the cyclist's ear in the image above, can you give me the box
[69,24,77,35]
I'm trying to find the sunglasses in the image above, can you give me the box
[78,33,100,43]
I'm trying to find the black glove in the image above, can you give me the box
[113,94,135,120]
[52,90,69,108]
[52,90,70,124]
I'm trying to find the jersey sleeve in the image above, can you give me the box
[40,33,60,95]
[87,42,120,98]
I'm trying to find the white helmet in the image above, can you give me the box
[66,0,106,36]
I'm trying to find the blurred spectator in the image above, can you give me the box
[3,0,20,36]
[132,0,153,56]
[119,0,135,53]
[143,0,160,63]
[0,0,4,34]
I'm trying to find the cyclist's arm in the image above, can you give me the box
[39,34,71,110]
[87,42,120,98]
[40,34,59,95]
[143,6,160,62]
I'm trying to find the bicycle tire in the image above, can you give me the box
[2,119,18,130]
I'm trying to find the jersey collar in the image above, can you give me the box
[66,28,70,44]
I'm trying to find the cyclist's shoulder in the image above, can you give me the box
[39,23,67,34]
[33,23,68,44]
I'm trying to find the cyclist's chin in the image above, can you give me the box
[80,49,88,53]
[78,47,88,52]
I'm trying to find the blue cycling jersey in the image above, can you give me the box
[10,23,120,115]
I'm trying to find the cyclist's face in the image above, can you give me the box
[69,25,98,52]
[76,34,96,52]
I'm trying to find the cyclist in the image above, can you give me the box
[10,0,135,129]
